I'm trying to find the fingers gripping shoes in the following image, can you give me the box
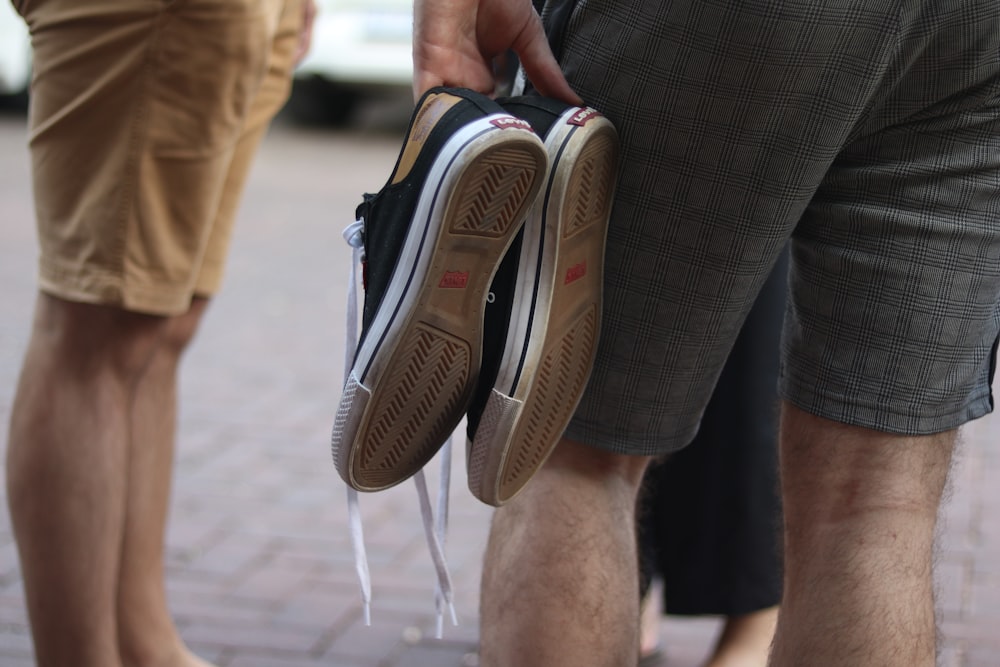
[333,87,548,493]
[467,97,620,506]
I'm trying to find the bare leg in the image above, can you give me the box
[6,295,167,667]
[770,403,953,667]
[117,298,215,667]
[479,437,650,667]
[706,606,778,667]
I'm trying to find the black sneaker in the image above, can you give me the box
[332,87,548,493]
[466,96,620,506]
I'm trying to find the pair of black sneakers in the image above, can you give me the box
[332,87,619,507]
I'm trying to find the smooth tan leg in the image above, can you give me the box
[638,584,663,658]
[770,402,953,667]
[7,293,216,667]
[6,294,167,667]
[479,437,650,667]
[117,298,215,667]
[706,607,778,667]
[638,585,776,667]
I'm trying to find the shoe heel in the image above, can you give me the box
[467,389,523,503]
[332,371,372,488]
[496,305,599,502]
[346,323,473,492]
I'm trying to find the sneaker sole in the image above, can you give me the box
[468,110,619,506]
[333,116,548,493]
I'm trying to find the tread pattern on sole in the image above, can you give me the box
[565,133,616,239]
[334,136,547,494]
[499,305,598,499]
[355,323,471,489]
[451,148,542,237]
[465,120,619,505]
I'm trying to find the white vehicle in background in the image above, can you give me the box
[289,0,413,125]
[0,1,31,104]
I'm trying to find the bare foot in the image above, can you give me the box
[638,587,664,663]
[704,606,779,667]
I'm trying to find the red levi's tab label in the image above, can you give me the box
[567,107,600,126]
[439,270,469,288]
[564,260,587,285]
[491,116,533,131]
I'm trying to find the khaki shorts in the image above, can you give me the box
[16,0,301,315]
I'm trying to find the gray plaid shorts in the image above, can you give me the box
[547,0,1000,455]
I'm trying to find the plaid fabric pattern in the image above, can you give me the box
[551,0,1000,454]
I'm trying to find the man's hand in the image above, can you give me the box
[413,0,582,104]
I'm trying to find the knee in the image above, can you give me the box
[779,402,955,533]
[542,437,651,495]
[29,293,168,380]
[155,297,209,358]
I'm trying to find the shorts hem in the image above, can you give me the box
[39,258,194,316]
[193,259,224,297]
[777,383,994,436]
[563,419,695,457]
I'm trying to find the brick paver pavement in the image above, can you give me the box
[0,104,998,666]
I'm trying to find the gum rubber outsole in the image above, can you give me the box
[469,118,619,506]
[334,131,548,493]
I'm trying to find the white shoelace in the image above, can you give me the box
[341,219,457,636]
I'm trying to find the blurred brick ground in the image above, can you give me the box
[0,106,997,666]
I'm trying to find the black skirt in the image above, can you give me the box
[637,251,787,616]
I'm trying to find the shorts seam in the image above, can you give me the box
[114,6,169,297]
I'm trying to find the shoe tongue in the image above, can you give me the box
[466,229,524,439]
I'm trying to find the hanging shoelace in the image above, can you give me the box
[340,218,457,636]
[433,426,453,638]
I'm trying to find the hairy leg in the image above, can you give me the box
[771,403,954,667]
[117,298,215,667]
[6,294,167,667]
[479,437,650,667]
